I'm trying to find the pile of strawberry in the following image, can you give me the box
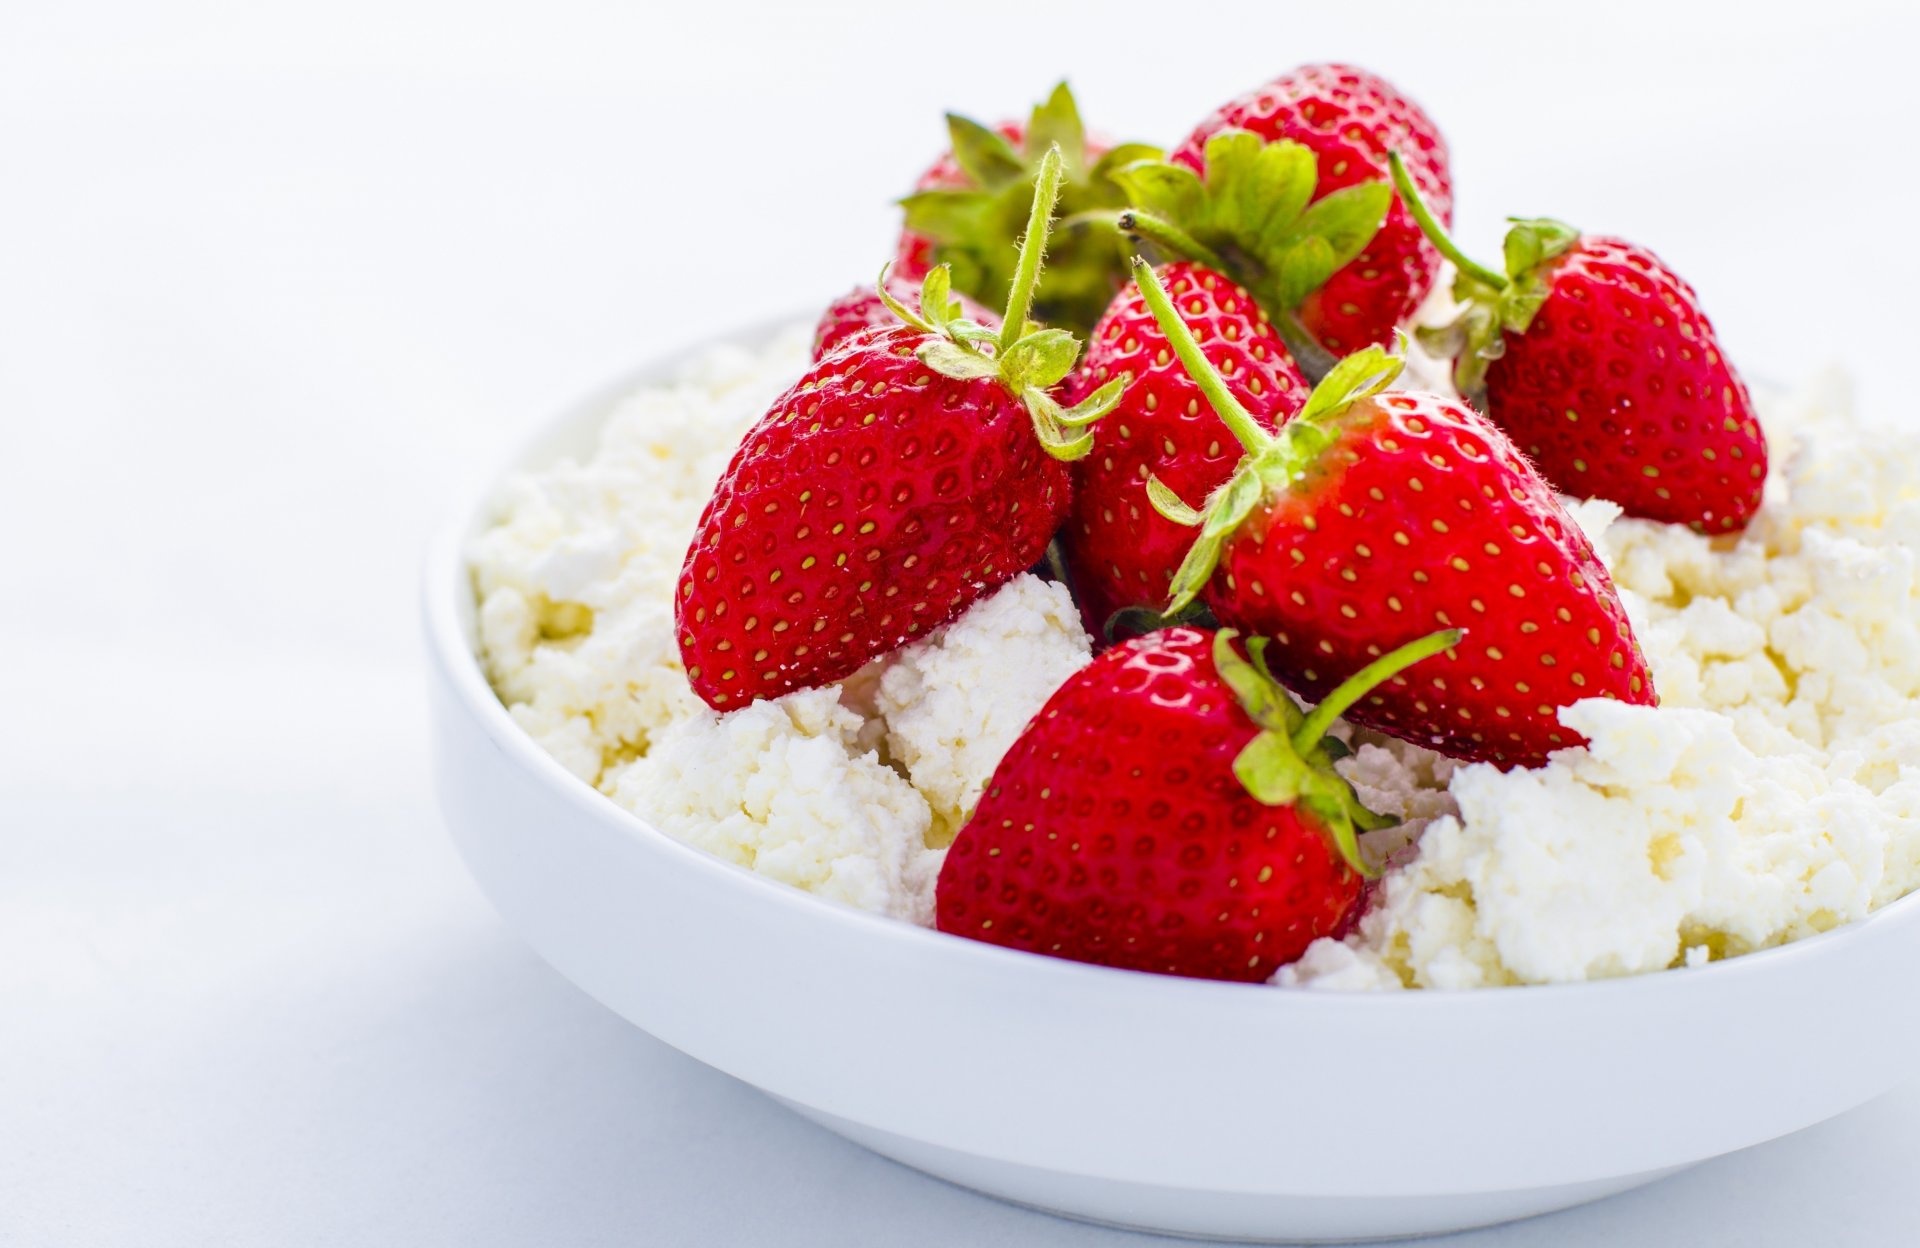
[676,65,1768,983]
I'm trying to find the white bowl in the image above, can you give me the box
[423,327,1920,1243]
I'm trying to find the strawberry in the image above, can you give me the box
[812,278,997,361]
[1130,260,1654,768]
[895,82,1161,336]
[678,151,1123,710]
[1115,64,1450,365]
[1060,261,1307,638]
[1388,155,1767,533]
[936,624,1455,981]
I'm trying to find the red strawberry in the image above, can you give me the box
[678,153,1123,710]
[895,82,1161,335]
[812,278,998,361]
[936,624,1455,981]
[1388,156,1767,533]
[1061,261,1307,638]
[1130,260,1654,768]
[1114,64,1449,366]
[1173,64,1451,354]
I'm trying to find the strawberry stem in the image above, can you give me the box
[1118,209,1234,277]
[1386,151,1507,292]
[1128,256,1274,456]
[1291,628,1464,754]
[998,146,1065,355]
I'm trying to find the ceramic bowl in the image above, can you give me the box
[423,327,1920,1243]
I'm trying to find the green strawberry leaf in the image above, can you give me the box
[877,265,936,333]
[1502,217,1580,281]
[1496,280,1552,337]
[1245,633,1284,688]
[1276,236,1338,311]
[1089,142,1165,180]
[1144,475,1203,526]
[901,92,1160,336]
[1021,387,1094,461]
[1212,630,1300,736]
[1024,81,1085,172]
[1297,785,1373,879]
[945,114,1026,189]
[999,328,1081,392]
[1296,341,1405,428]
[898,188,995,242]
[918,339,1000,381]
[1163,461,1265,613]
[1246,142,1319,257]
[1289,181,1393,273]
[1058,376,1124,426]
[1108,161,1205,230]
[946,319,999,346]
[1201,129,1264,205]
[1234,728,1313,803]
[918,266,955,330]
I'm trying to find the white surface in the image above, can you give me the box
[4,2,1918,1244]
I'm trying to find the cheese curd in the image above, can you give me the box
[470,327,1091,923]
[474,325,1920,988]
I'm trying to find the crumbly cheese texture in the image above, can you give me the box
[470,327,1091,923]
[1280,371,1920,989]
[475,325,1919,987]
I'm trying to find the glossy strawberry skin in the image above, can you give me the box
[1209,391,1653,768]
[1062,262,1307,636]
[1483,236,1767,532]
[811,281,998,361]
[1170,63,1451,354]
[935,626,1363,982]
[677,325,1070,709]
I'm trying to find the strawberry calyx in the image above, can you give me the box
[898,82,1162,335]
[1109,130,1394,380]
[884,148,1124,462]
[1386,151,1579,396]
[1122,257,1403,611]
[1213,627,1458,877]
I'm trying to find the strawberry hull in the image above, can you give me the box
[893,89,1148,335]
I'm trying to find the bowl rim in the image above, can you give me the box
[423,318,1920,1009]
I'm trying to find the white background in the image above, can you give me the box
[5,1,1918,1243]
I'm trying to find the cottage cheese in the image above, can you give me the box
[470,327,1091,923]
[475,325,1920,987]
